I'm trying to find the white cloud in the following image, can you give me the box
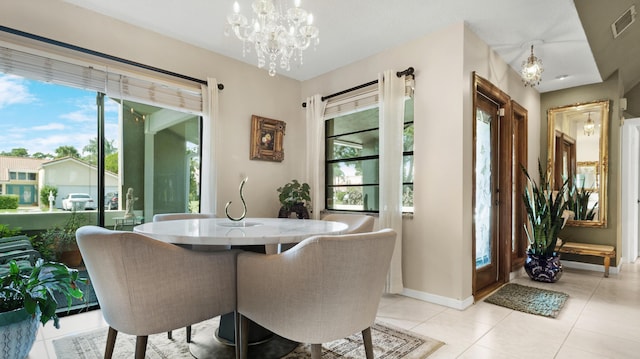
[32,123,66,131]
[0,74,35,109]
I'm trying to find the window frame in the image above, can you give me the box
[324,97,414,214]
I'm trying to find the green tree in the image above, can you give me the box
[105,152,118,174]
[1,148,29,157]
[32,152,53,159]
[54,146,80,159]
[82,137,116,165]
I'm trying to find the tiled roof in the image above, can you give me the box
[0,156,47,182]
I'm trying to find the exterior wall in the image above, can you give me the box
[40,158,118,208]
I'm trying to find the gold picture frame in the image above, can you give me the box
[250,115,286,162]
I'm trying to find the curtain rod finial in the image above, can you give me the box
[217,83,224,90]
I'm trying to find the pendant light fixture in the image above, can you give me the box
[521,45,543,87]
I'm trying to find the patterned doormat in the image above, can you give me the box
[484,283,569,318]
[53,317,444,358]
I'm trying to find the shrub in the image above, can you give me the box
[40,185,58,208]
[0,195,19,209]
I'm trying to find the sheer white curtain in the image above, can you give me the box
[200,77,219,214]
[379,70,405,293]
[305,94,327,219]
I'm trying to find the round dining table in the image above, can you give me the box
[133,217,348,246]
[133,217,348,358]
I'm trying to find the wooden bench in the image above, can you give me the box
[557,241,616,277]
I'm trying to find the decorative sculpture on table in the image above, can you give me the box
[124,187,138,219]
[225,177,248,221]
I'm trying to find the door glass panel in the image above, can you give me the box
[110,100,201,225]
[475,108,493,269]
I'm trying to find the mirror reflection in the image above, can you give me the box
[547,100,609,228]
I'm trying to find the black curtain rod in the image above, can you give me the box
[302,67,414,108]
[0,25,224,90]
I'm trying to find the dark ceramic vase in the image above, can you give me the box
[277,203,310,219]
[524,252,563,283]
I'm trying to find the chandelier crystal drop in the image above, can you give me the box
[584,112,595,136]
[225,0,320,77]
[521,45,543,87]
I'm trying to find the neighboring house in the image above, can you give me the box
[39,156,118,209]
[0,156,47,205]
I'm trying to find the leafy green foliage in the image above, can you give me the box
[277,179,311,210]
[54,145,80,159]
[566,180,597,220]
[0,148,29,157]
[0,224,21,237]
[35,212,89,260]
[0,194,19,209]
[39,185,58,208]
[522,162,569,257]
[0,259,85,328]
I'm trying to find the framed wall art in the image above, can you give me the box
[250,115,286,162]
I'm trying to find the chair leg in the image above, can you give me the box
[104,327,118,359]
[311,344,322,359]
[362,327,374,359]
[239,314,250,359]
[167,330,172,339]
[134,336,148,359]
[186,325,192,343]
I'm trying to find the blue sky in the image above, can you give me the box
[0,74,119,156]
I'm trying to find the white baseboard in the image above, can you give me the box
[402,288,474,310]
[399,260,620,311]
[561,259,620,275]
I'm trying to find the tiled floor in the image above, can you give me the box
[31,260,640,358]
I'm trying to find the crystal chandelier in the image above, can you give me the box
[521,45,543,87]
[584,112,595,136]
[225,0,320,77]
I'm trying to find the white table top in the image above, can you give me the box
[133,217,348,246]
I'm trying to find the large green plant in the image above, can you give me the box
[0,259,85,328]
[522,162,569,257]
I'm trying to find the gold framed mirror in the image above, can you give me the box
[547,99,609,228]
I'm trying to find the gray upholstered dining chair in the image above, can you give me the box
[236,228,397,359]
[152,212,224,341]
[76,225,238,359]
[322,213,375,233]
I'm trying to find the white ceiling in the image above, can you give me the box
[63,0,603,93]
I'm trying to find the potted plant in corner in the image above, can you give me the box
[522,161,569,283]
[277,179,311,219]
[0,259,85,359]
[37,211,88,267]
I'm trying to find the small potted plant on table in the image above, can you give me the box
[0,259,85,358]
[277,179,311,219]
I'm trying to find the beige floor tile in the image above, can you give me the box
[410,311,493,345]
[563,327,640,358]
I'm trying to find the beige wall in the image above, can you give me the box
[302,23,541,307]
[541,73,623,265]
[0,0,304,218]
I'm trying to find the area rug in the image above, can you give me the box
[484,283,569,318]
[53,317,444,358]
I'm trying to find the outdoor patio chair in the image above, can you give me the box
[236,228,397,359]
